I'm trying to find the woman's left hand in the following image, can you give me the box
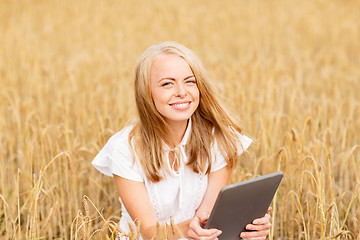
[239,207,272,240]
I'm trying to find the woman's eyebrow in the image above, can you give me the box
[158,75,195,82]
[158,77,176,82]
[184,75,195,80]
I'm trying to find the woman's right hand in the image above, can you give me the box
[187,212,222,240]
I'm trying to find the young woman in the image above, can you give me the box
[92,42,271,240]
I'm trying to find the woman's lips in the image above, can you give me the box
[169,101,191,111]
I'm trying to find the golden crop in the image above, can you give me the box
[0,0,359,239]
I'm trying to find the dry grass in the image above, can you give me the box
[0,0,359,239]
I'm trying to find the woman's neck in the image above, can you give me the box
[167,120,188,146]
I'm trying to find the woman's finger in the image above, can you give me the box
[197,211,209,224]
[188,216,222,238]
[240,229,270,239]
[189,217,213,236]
[188,228,221,240]
[245,222,271,231]
[252,213,271,225]
[241,237,266,240]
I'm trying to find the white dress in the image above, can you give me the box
[92,119,252,239]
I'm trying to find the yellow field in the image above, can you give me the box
[1,0,359,239]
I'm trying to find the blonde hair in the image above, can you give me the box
[130,41,244,182]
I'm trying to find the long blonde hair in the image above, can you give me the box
[129,41,244,182]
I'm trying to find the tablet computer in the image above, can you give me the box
[204,172,283,239]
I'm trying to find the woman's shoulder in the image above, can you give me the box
[234,131,253,151]
[92,124,144,180]
[97,125,135,158]
[107,125,135,146]
[211,128,253,155]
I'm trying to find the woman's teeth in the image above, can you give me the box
[171,102,189,107]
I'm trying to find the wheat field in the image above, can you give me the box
[0,0,359,239]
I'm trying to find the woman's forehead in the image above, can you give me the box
[150,54,193,79]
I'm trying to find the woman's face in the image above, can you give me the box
[150,53,200,128]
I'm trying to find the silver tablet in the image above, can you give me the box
[204,172,283,239]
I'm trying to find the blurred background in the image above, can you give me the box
[0,0,359,239]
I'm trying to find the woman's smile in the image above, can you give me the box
[169,101,192,110]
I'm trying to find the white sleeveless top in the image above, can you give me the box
[92,119,252,239]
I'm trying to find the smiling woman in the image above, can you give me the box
[92,42,271,240]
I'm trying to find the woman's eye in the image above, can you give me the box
[162,82,172,87]
[186,80,196,84]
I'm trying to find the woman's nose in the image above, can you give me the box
[175,83,187,98]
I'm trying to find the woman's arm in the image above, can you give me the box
[113,175,191,240]
[187,166,232,240]
[196,166,232,217]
